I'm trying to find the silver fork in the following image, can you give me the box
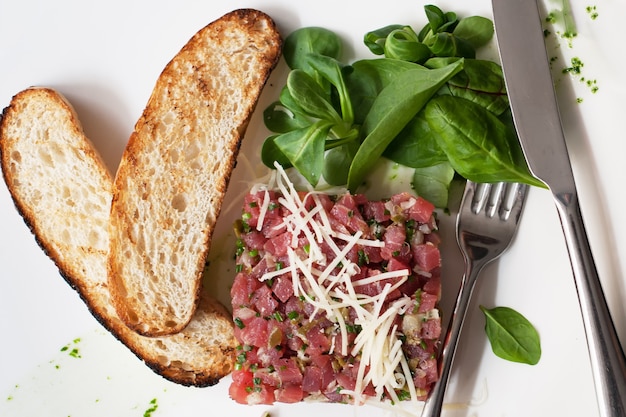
[420,180,528,417]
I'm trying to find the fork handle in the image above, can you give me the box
[554,191,626,417]
[420,259,486,417]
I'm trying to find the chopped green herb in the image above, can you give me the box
[143,398,158,417]
[234,317,245,329]
[287,311,299,320]
[60,339,82,358]
[357,249,369,266]
[586,5,598,20]
[235,239,245,256]
[396,389,411,401]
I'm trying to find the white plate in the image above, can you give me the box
[1,1,624,416]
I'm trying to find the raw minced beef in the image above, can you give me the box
[229,170,443,406]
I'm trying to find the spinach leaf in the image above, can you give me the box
[424,95,545,188]
[383,110,447,168]
[480,305,542,365]
[347,59,426,123]
[323,141,359,186]
[347,59,465,191]
[447,60,509,116]
[364,24,405,55]
[272,121,333,186]
[383,26,432,63]
[452,16,495,49]
[263,101,310,133]
[287,69,342,124]
[412,162,455,208]
[261,135,292,169]
[425,32,475,58]
[420,5,459,38]
[283,27,342,70]
[305,53,355,125]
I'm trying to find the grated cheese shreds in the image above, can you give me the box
[261,165,419,403]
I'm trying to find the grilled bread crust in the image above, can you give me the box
[0,86,237,387]
[107,8,282,336]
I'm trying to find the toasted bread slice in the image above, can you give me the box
[0,87,237,386]
[108,8,282,336]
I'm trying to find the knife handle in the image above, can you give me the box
[554,190,626,417]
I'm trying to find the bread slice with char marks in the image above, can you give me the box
[0,87,237,386]
[108,8,282,336]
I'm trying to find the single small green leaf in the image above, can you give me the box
[480,305,542,365]
[283,27,342,70]
[323,141,359,186]
[426,32,476,58]
[287,69,342,124]
[364,24,405,55]
[273,121,333,186]
[261,135,292,169]
[263,101,310,133]
[424,95,545,188]
[347,59,464,191]
[305,54,355,124]
[423,4,447,34]
[419,5,459,41]
[384,27,432,63]
[453,16,495,49]
[412,162,455,208]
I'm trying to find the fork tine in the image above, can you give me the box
[485,182,505,218]
[502,182,527,221]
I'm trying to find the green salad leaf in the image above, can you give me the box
[480,305,542,365]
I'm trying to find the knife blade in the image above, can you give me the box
[491,1,626,416]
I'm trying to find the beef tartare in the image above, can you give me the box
[229,165,442,406]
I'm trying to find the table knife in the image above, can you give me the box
[491,1,626,416]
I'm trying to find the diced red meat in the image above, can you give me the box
[271,274,294,303]
[413,243,441,272]
[231,187,444,406]
[362,200,390,223]
[421,318,442,339]
[302,365,323,393]
[305,325,332,356]
[406,196,435,223]
[418,291,438,313]
[331,199,370,235]
[423,274,441,297]
[275,384,304,403]
[250,284,278,316]
[263,231,292,257]
[239,317,270,348]
[273,358,303,385]
[380,224,406,260]
[231,272,262,308]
